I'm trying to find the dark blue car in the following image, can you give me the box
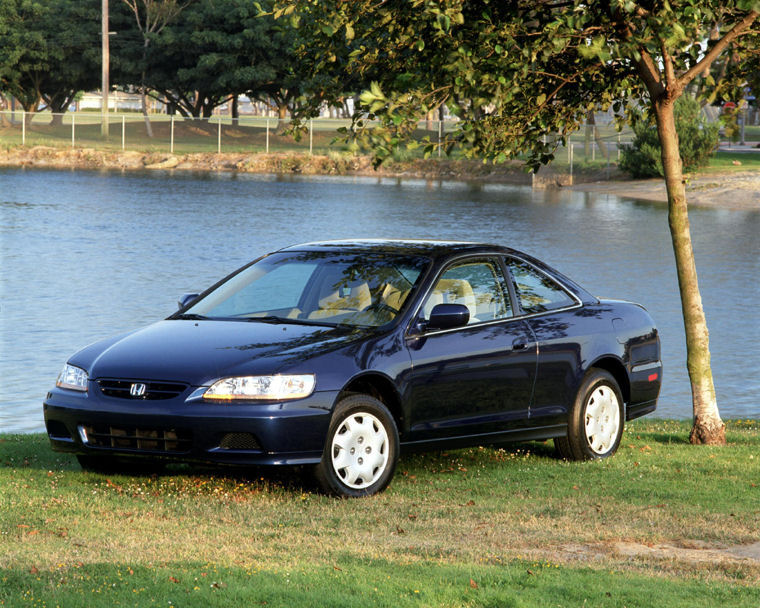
[45,240,661,497]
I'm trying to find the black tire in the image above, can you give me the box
[76,454,164,474]
[555,369,624,461]
[315,394,399,497]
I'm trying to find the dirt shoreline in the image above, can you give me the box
[570,171,760,210]
[2,145,759,209]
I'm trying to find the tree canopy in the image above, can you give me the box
[283,0,760,443]
[0,0,99,123]
[285,1,759,166]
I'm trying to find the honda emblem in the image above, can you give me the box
[129,383,147,397]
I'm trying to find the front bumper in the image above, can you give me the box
[43,385,337,466]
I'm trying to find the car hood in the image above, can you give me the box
[70,319,367,386]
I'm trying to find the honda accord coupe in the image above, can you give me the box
[44,240,661,497]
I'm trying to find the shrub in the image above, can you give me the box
[619,96,719,178]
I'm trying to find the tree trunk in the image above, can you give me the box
[276,102,289,132]
[585,111,608,160]
[0,94,9,126]
[22,103,37,128]
[653,99,726,445]
[231,96,239,126]
[140,38,153,138]
[140,85,153,138]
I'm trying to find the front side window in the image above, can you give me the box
[505,258,576,314]
[184,251,429,327]
[423,258,511,325]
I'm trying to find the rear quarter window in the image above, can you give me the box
[505,258,577,314]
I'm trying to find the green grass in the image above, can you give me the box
[2,419,760,606]
[703,149,760,172]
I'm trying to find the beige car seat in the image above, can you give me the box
[308,283,372,319]
[423,279,477,322]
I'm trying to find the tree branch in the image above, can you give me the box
[661,41,678,99]
[634,46,664,98]
[678,10,760,87]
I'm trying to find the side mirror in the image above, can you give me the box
[427,303,470,330]
[178,293,200,310]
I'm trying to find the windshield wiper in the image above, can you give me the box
[244,315,337,327]
[174,313,209,320]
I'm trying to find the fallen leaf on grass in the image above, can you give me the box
[30,566,39,574]
[169,576,180,583]
[106,479,123,492]
[469,578,478,589]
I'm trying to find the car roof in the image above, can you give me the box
[277,239,514,259]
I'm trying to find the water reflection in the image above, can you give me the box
[1,168,758,432]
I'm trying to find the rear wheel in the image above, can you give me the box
[315,394,399,497]
[555,369,624,461]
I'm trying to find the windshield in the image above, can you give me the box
[183,251,429,327]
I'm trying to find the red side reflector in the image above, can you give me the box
[648,373,659,382]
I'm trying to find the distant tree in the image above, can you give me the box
[285,0,760,445]
[245,5,303,130]
[39,0,100,126]
[0,0,99,127]
[119,0,190,136]
[245,1,342,131]
[134,0,263,119]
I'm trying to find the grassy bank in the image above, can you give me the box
[2,419,760,607]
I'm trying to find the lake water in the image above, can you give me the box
[1,168,758,433]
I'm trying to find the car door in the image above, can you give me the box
[404,257,537,442]
[503,256,584,425]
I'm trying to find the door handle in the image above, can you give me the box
[511,339,528,351]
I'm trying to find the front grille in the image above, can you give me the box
[81,424,192,452]
[98,379,187,400]
[219,432,261,451]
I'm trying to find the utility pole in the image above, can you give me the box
[101,0,109,137]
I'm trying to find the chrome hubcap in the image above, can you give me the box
[331,412,389,489]
[584,385,621,455]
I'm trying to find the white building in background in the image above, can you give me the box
[77,91,145,112]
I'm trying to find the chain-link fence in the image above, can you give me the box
[0,110,472,156]
[0,109,658,185]
[1,110,635,153]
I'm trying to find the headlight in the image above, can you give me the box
[203,374,316,401]
[56,363,89,392]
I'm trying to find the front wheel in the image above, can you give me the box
[315,394,399,497]
[555,369,624,461]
